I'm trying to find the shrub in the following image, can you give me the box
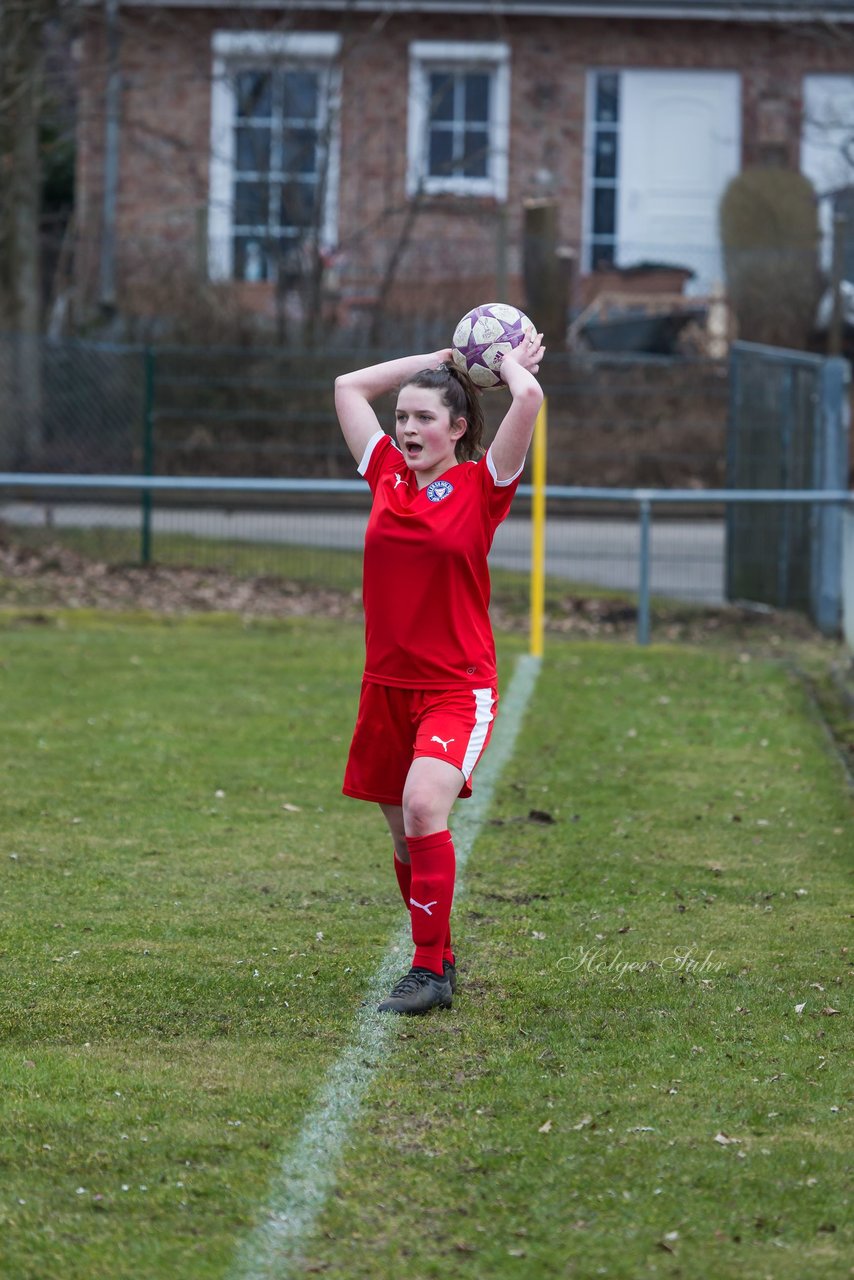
[719,168,821,349]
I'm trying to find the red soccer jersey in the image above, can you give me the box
[357,431,523,689]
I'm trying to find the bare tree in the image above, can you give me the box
[0,0,62,465]
[0,0,51,333]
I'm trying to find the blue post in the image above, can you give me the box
[812,356,850,633]
[777,364,794,608]
[724,343,740,602]
[141,347,155,565]
[637,497,652,645]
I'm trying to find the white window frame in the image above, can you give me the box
[801,74,854,271]
[407,40,510,200]
[208,30,341,282]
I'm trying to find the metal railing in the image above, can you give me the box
[543,486,852,642]
[1,472,850,644]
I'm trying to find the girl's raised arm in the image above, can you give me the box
[334,349,453,465]
[487,333,545,483]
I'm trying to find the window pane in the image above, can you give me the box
[428,127,454,176]
[462,129,489,177]
[593,131,617,180]
[271,237,305,283]
[234,181,269,227]
[282,71,318,121]
[279,180,316,229]
[593,186,616,236]
[234,235,269,282]
[282,128,318,176]
[428,73,455,123]
[591,240,616,269]
[595,73,619,125]
[236,126,271,173]
[464,73,490,123]
[236,71,272,120]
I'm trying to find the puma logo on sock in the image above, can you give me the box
[410,897,438,916]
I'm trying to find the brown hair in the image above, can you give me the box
[399,361,486,462]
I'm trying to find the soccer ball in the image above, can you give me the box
[451,302,537,389]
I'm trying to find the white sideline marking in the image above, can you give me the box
[228,653,542,1280]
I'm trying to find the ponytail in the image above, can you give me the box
[400,361,486,462]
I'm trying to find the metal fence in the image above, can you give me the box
[0,335,729,489]
[727,341,850,632]
[1,471,850,643]
[1,334,850,640]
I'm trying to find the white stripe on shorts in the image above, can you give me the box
[461,687,496,780]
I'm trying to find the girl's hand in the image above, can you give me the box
[498,332,545,381]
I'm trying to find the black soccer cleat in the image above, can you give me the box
[443,958,457,994]
[377,966,453,1015]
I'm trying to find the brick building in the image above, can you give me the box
[74,0,854,339]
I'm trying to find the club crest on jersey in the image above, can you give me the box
[426,479,454,503]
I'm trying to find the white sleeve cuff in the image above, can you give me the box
[486,445,525,487]
[357,430,386,476]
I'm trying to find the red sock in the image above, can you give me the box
[394,850,453,966]
[406,830,455,976]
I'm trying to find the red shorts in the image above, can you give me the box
[342,680,499,806]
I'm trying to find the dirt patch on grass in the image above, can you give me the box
[0,537,363,621]
[0,530,841,657]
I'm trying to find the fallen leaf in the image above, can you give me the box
[821,1007,842,1016]
[538,1119,553,1133]
[714,1132,741,1145]
[795,1002,806,1014]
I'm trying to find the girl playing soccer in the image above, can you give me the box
[335,331,545,1014]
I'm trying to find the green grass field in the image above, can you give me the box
[0,610,850,1279]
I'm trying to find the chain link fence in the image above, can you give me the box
[1,335,849,634]
[0,335,728,486]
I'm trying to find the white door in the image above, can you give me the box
[617,71,741,294]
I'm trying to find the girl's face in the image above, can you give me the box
[394,386,466,488]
